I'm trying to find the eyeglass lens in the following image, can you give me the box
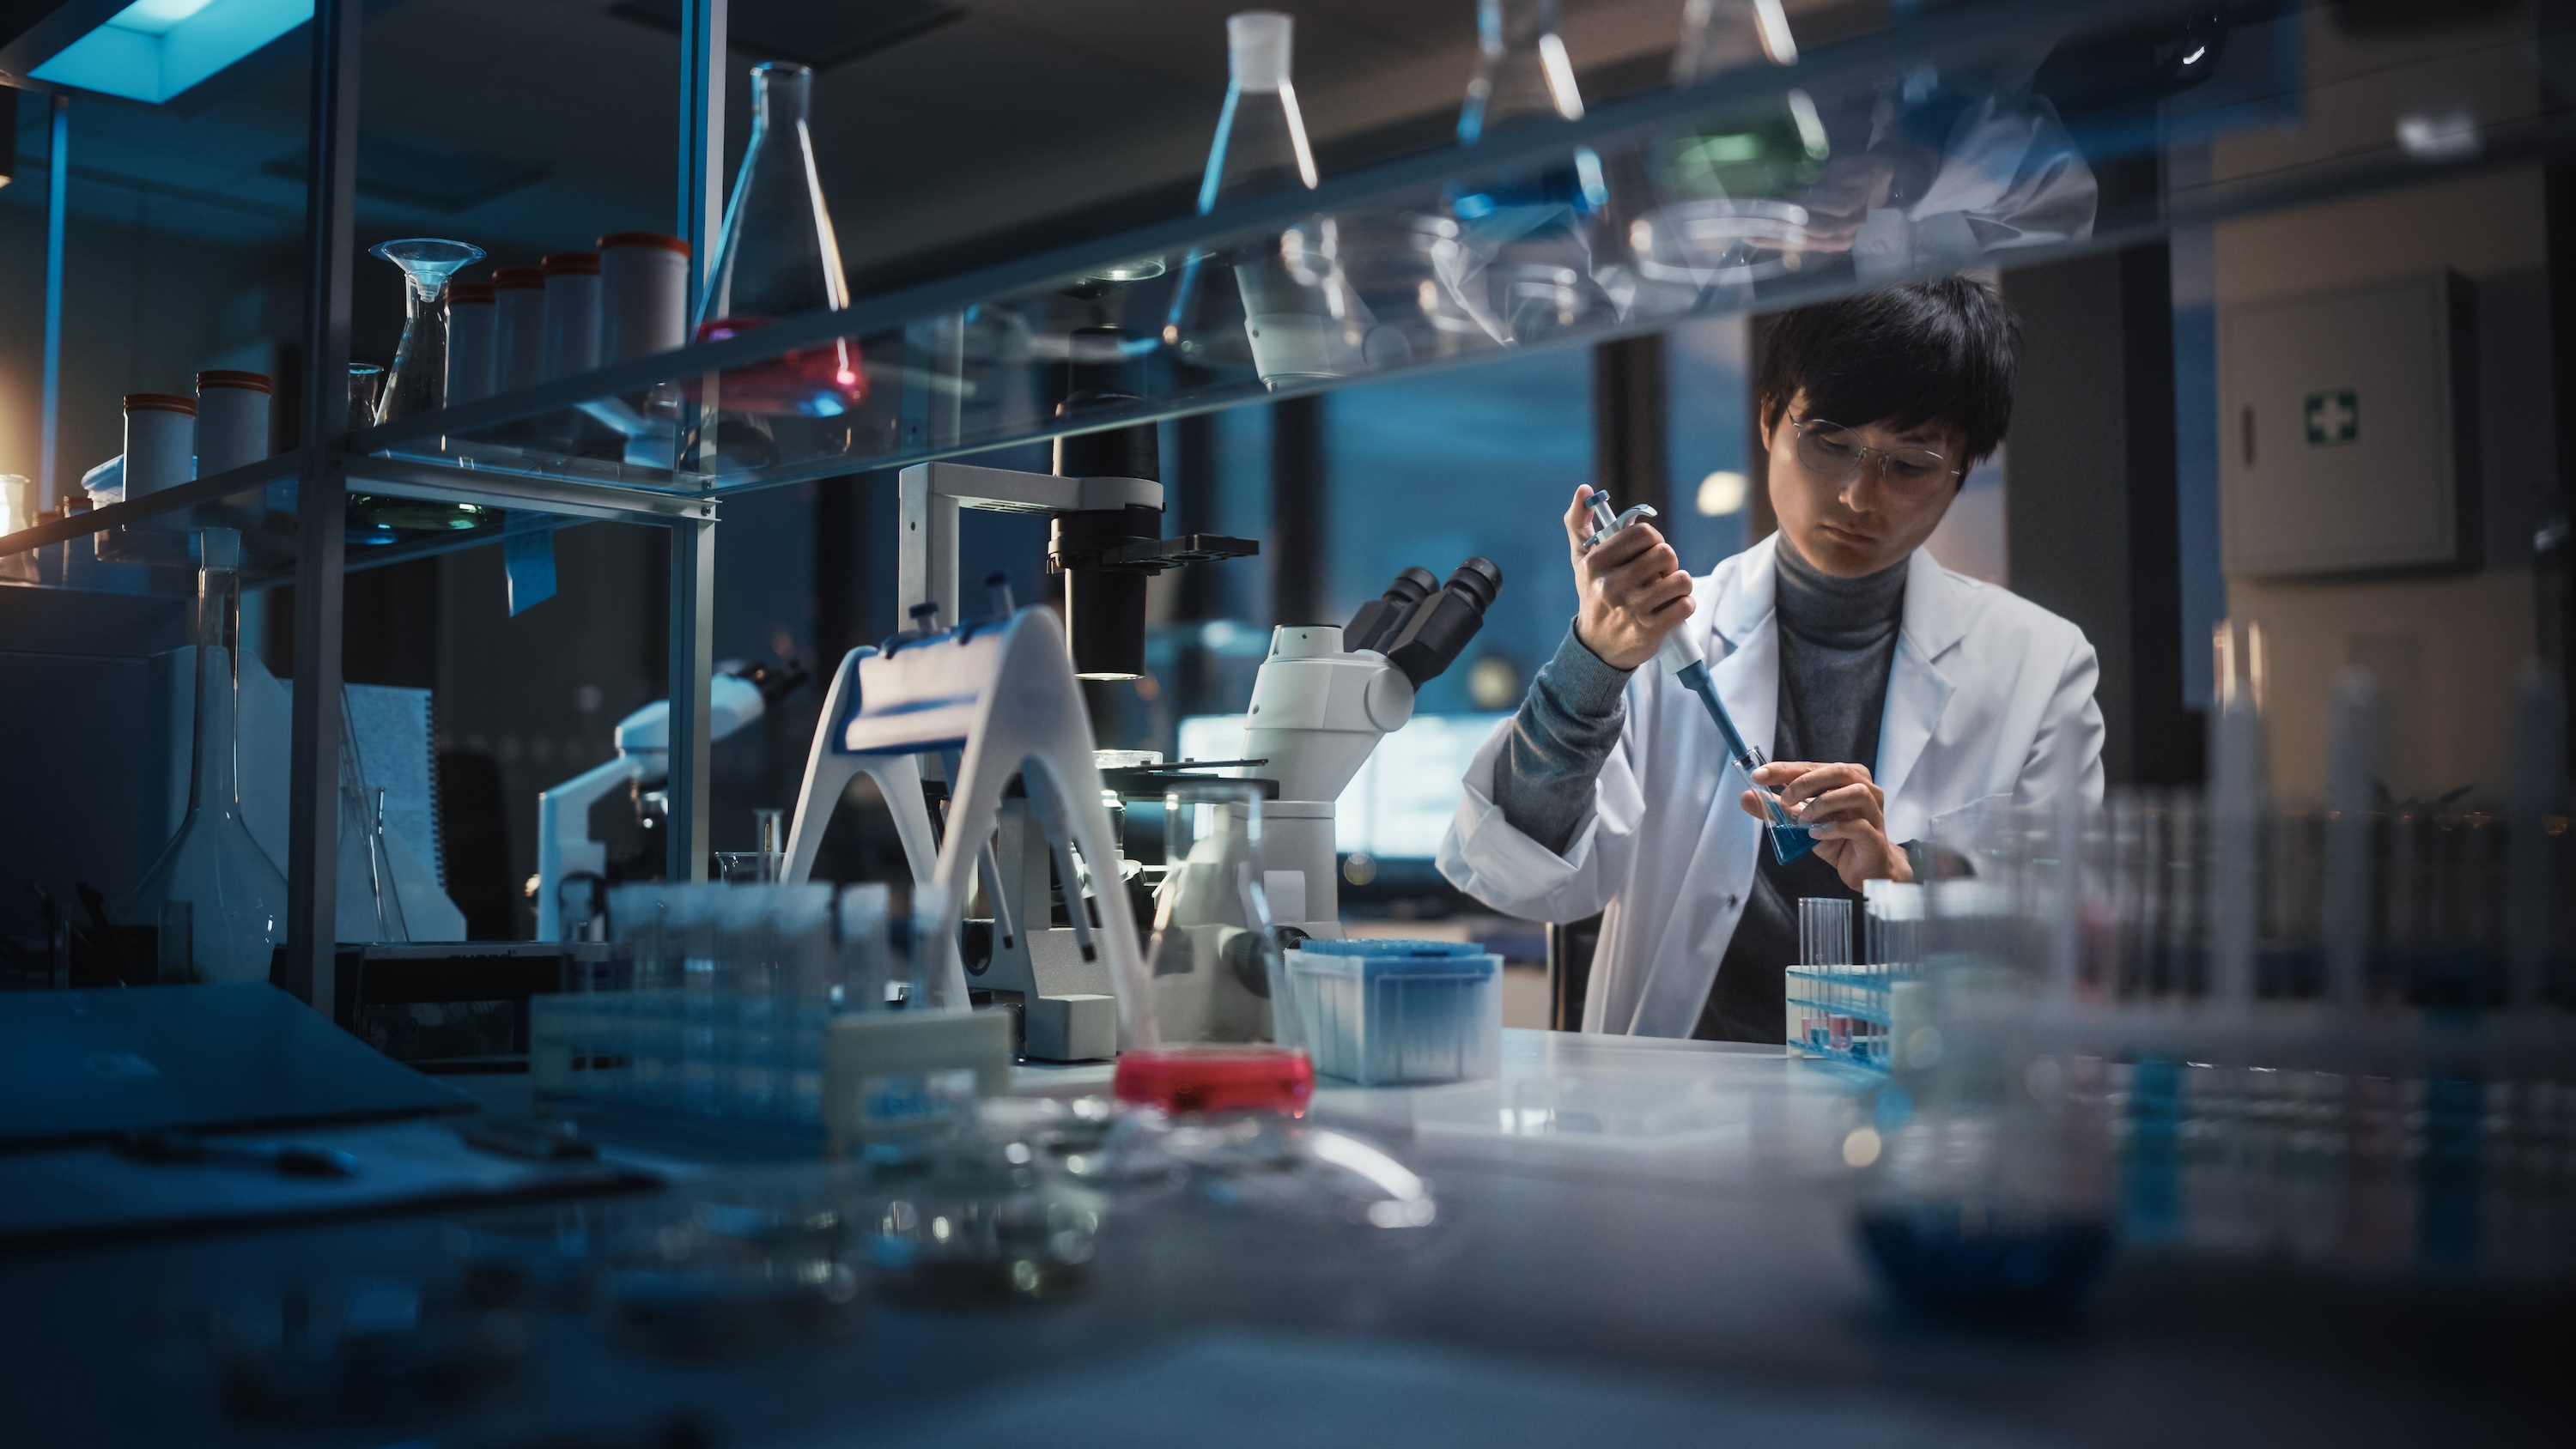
[1795,421,1953,490]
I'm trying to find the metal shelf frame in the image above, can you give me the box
[0,0,2561,1011]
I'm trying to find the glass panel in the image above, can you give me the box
[325,0,2550,507]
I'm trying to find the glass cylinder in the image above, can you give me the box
[1142,779,1288,1044]
[694,62,863,418]
[112,528,289,984]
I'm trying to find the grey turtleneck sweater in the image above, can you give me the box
[1492,542,1910,1041]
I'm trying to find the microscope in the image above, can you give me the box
[535,659,806,942]
[1242,557,1502,940]
[786,328,1258,1059]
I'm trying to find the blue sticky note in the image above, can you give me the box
[503,513,557,616]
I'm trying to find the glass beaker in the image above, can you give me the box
[371,239,487,424]
[346,355,495,539]
[1141,779,1290,1045]
[694,62,863,418]
[113,528,289,984]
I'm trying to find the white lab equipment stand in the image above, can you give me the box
[780,606,1158,1047]
[535,672,769,942]
[1240,624,1419,939]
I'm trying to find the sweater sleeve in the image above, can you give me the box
[1491,625,1636,856]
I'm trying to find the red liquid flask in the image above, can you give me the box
[693,63,858,419]
[693,317,865,417]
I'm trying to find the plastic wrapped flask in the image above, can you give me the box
[112,528,289,984]
[693,62,862,417]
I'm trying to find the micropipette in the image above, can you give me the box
[1583,494,1818,865]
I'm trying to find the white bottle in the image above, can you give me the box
[494,266,549,393]
[193,371,272,477]
[542,251,602,381]
[598,233,692,361]
[445,280,498,404]
[122,392,197,499]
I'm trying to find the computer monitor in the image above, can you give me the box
[1173,712,1509,859]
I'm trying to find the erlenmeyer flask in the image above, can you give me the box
[372,239,487,423]
[1672,0,1799,82]
[1457,0,1585,146]
[1163,10,1324,375]
[1629,0,1822,296]
[113,528,289,984]
[1141,779,1291,1044]
[694,62,864,418]
[1443,0,1617,343]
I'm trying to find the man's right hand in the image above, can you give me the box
[1566,484,1695,670]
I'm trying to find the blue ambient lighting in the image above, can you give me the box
[31,0,311,104]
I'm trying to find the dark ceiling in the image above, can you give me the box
[1,0,1752,275]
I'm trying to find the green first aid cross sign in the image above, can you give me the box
[2304,389,2359,446]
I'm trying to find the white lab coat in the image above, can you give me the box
[1437,537,2105,1038]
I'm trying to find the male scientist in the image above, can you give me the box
[1437,278,2105,1040]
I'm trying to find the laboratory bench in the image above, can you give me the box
[3,1030,2561,1448]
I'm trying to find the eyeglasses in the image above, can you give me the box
[1792,417,1961,496]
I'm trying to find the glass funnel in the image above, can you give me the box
[113,528,289,984]
[694,62,862,418]
[371,239,486,424]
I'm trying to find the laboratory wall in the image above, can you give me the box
[0,139,304,496]
[2212,164,2552,799]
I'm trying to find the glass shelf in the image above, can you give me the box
[2,0,2557,579]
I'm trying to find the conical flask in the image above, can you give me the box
[693,62,864,418]
[1163,10,1328,375]
[1443,0,1617,344]
[113,528,289,984]
[1627,0,1821,296]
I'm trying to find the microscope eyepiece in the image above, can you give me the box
[1377,555,1504,688]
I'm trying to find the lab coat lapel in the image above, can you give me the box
[1709,537,1780,753]
[1875,549,1966,815]
[1630,546,1774,1034]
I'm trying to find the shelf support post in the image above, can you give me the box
[666,513,716,882]
[39,94,68,509]
[678,0,726,310]
[283,0,361,1015]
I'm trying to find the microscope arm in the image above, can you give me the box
[536,753,653,942]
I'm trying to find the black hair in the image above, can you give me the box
[1755,277,2019,470]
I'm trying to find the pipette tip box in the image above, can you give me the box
[1285,940,1502,1087]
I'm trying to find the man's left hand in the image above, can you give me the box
[1738,761,1911,889]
